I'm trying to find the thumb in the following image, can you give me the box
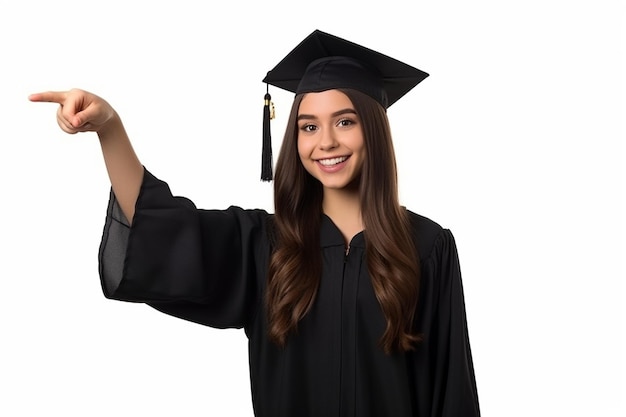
[60,92,93,128]
[57,95,84,128]
[71,104,98,128]
[70,113,84,128]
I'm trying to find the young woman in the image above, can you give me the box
[30,30,480,417]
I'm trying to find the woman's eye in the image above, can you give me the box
[300,124,317,132]
[337,118,354,127]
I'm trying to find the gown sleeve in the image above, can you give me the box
[97,168,269,329]
[424,229,481,416]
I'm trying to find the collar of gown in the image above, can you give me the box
[320,214,365,249]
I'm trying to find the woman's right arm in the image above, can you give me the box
[29,88,143,223]
[31,89,268,328]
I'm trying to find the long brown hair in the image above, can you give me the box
[267,89,421,353]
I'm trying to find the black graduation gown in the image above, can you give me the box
[99,168,480,417]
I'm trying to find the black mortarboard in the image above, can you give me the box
[260,29,429,181]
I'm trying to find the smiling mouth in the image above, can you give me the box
[317,156,349,166]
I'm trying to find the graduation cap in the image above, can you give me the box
[260,29,429,181]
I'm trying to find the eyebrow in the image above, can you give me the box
[297,108,358,121]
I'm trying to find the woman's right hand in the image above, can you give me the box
[29,88,117,135]
[30,88,143,222]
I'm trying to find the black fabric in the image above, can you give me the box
[296,56,389,108]
[262,29,429,109]
[98,168,480,417]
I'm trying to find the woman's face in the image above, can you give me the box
[297,89,365,191]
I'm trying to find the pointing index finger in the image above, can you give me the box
[28,91,68,104]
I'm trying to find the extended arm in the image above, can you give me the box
[29,89,143,222]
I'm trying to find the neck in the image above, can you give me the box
[322,187,363,245]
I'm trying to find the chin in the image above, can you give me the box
[320,175,360,191]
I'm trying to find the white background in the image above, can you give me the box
[1,0,624,416]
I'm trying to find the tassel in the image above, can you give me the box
[261,85,274,181]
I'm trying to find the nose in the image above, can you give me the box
[318,126,338,150]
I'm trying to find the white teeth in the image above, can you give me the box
[318,156,348,166]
